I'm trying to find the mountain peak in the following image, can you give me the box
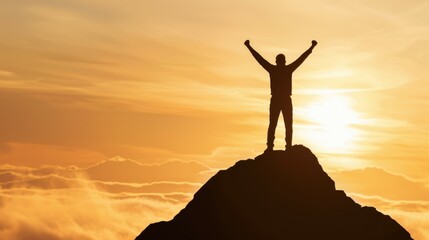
[136,145,412,240]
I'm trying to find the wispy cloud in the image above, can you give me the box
[331,167,429,201]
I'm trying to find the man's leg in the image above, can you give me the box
[267,97,281,151]
[283,97,293,150]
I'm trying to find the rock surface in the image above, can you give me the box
[136,145,412,240]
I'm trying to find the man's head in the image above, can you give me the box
[276,54,286,66]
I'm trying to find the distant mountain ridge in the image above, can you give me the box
[136,145,412,240]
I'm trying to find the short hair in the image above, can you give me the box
[276,54,285,61]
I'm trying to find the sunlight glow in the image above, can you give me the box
[300,95,362,154]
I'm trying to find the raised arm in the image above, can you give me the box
[288,40,318,71]
[244,40,273,71]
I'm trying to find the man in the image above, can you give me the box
[245,39,317,152]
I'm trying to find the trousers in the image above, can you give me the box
[267,95,293,148]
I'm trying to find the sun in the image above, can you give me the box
[299,94,362,154]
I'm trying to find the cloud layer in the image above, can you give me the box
[0,159,210,240]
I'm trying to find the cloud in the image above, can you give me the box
[0,70,14,77]
[0,173,200,203]
[330,167,429,201]
[0,158,215,239]
[1,156,211,183]
[0,165,185,240]
[0,89,252,166]
[0,187,183,240]
[85,157,211,183]
[0,158,209,204]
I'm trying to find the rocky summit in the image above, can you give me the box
[136,145,412,240]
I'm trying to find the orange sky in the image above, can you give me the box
[0,1,428,239]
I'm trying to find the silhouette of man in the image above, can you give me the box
[245,40,317,152]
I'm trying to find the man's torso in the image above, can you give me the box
[268,66,293,96]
